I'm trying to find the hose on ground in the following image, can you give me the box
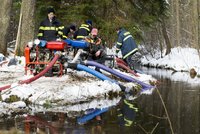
[0,54,60,91]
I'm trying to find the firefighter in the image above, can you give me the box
[115,27,138,70]
[117,97,139,127]
[86,28,106,72]
[37,7,64,41]
[62,24,76,39]
[74,20,92,40]
[62,24,77,55]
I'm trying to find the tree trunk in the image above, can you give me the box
[15,0,36,56]
[162,20,172,55]
[198,0,200,50]
[167,0,199,48]
[175,0,180,47]
[0,0,12,56]
[155,23,164,58]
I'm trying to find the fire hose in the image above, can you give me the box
[84,60,155,91]
[66,63,127,91]
[0,54,60,91]
[66,38,139,77]
[67,63,115,82]
[77,107,109,124]
[115,57,139,77]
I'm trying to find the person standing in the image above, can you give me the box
[37,7,64,41]
[115,27,138,70]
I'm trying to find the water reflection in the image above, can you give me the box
[138,67,200,134]
[0,94,150,133]
[29,97,121,117]
[21,95,143,134]
[117,96,138,127]
[141,66,200,86]
[25,114,59,133]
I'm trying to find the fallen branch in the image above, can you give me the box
[156,87,174,134]
[148,113,167,120]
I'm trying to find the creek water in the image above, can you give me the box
[0,67,200,134]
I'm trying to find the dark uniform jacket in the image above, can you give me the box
[74,23,92,40]
[37,17,64,41]
[86,36,105,59]
[117,99,138,127]
[62,27,75,39]
[116,28,138,59]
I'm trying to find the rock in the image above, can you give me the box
[190,68,197,78]
[7,58,18,66]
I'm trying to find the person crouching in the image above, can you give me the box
[86,28,107,73]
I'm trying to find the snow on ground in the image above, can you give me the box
[0,98,121,117]
[0,53,155,114]
[141,47,200,75]
[1,46,199,114]
[0,67,121,105]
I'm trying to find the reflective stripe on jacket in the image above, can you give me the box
[74,23,92,40]
[116,29,138,59]
[37,17,64,41]
[62,27,75,39]
[117,99,138,127]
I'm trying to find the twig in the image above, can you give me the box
[156,87,174,134]
[148,113,167,120]
[150,122,159,134]
[137,124,148,134]
[0,61,8,67]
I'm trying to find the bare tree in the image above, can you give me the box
[198,0,200,50]
[175,0,180,47]
[0,0,13,56]
[15,0,36,56]
[162,20,171,55]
